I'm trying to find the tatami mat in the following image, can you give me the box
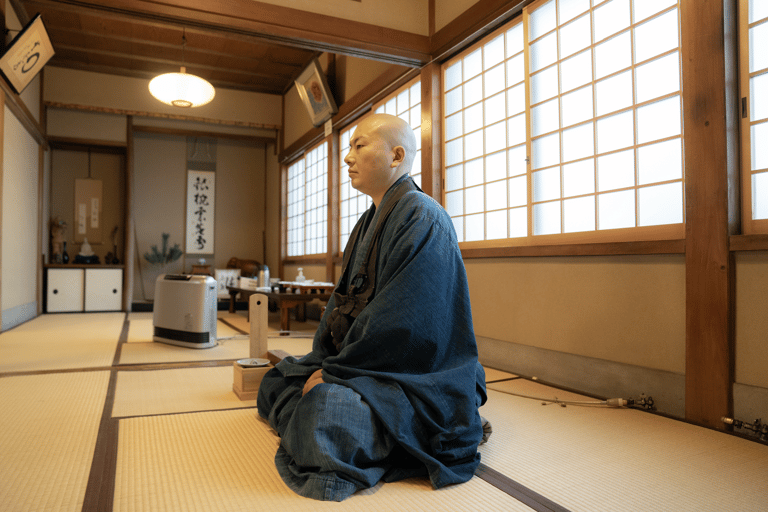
[126,312,153,342]
[119,338,250,364]
[119,335,314,365]
[112,366,256,417]
[0,371,110,512]
[114,408,527,512]
[127,313,243,343]
[483,366,518,382]
[479,379,768,511]
[0,313,124,372]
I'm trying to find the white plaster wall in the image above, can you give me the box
[735,251,768,389]
[47,109,127,143]
[19,74,40,123]
[283,84,315,150]
[215,139,265,269]
[2,105,39,317]
[465,255,687,374]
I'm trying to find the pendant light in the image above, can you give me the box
[149,28,215,108]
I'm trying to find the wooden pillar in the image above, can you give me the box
[0,89,4,317]
[420,62,442,201]
[327,131,340,283]
[681,0,740,429]
[124,116,135,311]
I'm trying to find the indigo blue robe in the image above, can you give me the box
[257,175,487,501]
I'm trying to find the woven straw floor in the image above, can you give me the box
[114,409,523,512]
[479,379,768,511]
[0,313,123,372]
[0,371,110,512]
[1,311,767,511]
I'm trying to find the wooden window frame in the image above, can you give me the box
[282,136,331,263]
[738,0,768,235]
[442,0,686,255]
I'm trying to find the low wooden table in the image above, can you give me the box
[227,286,331,333]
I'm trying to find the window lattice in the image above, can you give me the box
[746,0,768,222]
[443,0,684,243]
[286,142,327,256]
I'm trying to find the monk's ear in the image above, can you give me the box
[390,146,406,168]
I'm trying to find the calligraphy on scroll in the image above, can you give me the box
[186,170,215,254]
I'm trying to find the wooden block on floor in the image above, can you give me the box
[233,361,272,401]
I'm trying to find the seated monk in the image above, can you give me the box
[257,113,488,501]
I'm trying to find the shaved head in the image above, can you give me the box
[356,113,417,175]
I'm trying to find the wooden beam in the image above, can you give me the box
[681,0,739,429]
[23,0,430,67]
[431,0,531,61]
[48,137,127,151]
[730,234,768,252]
[7,0,29,26]
[124,116,135,311]
[131,125,275,144]
[461,239,685,259]
[44,102,279,130]
[0,78,47,147]
[0,89,4,318]
[420,62,442,201]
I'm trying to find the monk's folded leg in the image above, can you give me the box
[274,383,396,501]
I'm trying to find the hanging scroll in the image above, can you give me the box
[74,178,102,244]
[186,170,215,254]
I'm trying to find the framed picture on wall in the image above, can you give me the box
[295,58,338,127]
[0,14,55,95]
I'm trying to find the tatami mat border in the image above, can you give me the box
[217,317,248,335]
[476,463,571,512]
[82,370,119,512]
[111,314,130,366]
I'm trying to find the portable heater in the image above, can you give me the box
[153,274,218,348]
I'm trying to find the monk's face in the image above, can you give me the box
[344,118,399,203]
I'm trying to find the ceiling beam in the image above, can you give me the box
[21,0,431,67]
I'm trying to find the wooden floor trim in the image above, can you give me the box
[82,370,119,512]
[476,463,572,512]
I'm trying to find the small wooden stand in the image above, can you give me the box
[233,294,271,401]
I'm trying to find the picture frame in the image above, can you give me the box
[295,58,338,127]
[0,14,55,95]
[214,268,241,298]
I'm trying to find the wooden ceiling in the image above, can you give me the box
[9,0,432,96]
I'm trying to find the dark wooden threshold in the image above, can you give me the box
[462,239,685,259]
[730,234,768,252]
[476,463,572,512]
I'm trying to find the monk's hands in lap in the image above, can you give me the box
[302,369,325,396]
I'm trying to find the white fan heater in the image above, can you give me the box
[153,274,218,349]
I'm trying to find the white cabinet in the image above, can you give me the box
[85,268,123,311]
[46,267,123,312]
[46,269,85,313]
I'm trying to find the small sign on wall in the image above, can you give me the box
[186,170,215,254]
[74,178,102,243]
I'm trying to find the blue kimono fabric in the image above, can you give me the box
[258,175,488,501]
